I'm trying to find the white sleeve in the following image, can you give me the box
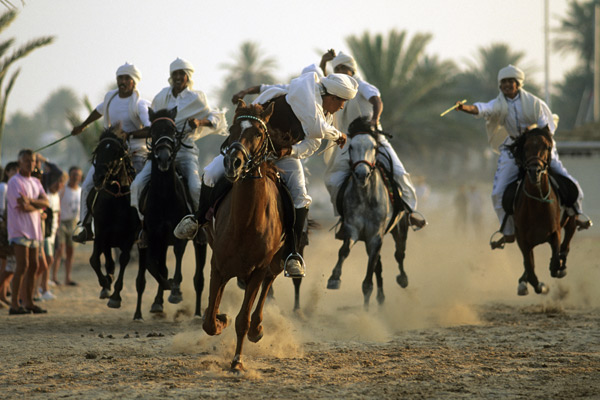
[537,101,556,134]
[473,98,497,119]
[357,80,380,100]
[291,138,322,159]
[137,99,151,127]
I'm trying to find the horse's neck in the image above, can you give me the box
[229,178,272,227]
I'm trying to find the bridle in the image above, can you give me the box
[222,114,276,179]
[521,140,554,204]
[349,132,377,174]
[92,136,133,197]
[148,116,186,167]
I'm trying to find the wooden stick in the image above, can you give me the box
[34,134,72,153]
[440,99,467,117]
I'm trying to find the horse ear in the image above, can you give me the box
[236,99,247,111]
[261,102,274,123]
[112,122,127,140]
[148,108,155,122]
[169,106,178,120]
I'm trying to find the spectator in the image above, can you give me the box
[36,162,64,300]
[0,161,18,307]
[51,166,82,286]
[6,149,49,314]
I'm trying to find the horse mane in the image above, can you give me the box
[92,125,127,159]
[506,126,552,167]
[348,116,378,142]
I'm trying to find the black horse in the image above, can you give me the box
[133,107,207,321]
[88,126,140,309]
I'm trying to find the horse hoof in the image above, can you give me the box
[362,282,373,298]
[107,299,121,309]
[216,313,230,328]
[517,282,529,296]
[168,290,183,304]
[133,315,144,322]
[327,279,341,290]
[230,360,245,374]
[554,269,567,279]
[396,274,408,288]
[248,327,264,343]
[99,288,111,299]
[536,283,549,295]
[376,290,385,305]
[150,303,163,313]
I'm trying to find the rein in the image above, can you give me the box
[93,137,133,197]
[522,156,554,204]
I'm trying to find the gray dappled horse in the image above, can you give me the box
[327,123,410,309]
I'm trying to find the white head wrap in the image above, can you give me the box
[498,64,525,87]
[331,51,358,74]
[116,63,141,86]
[168,57,195,89]
[321,73,358,100]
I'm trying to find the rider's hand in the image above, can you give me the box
[231,90,246,105]
[71,125,85,136]
[455,101,464,111]
[278,146,292,158]
[335,133,347,148]
[187,118,200,129]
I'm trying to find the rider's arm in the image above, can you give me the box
[368,96,383,128]
[71,110,102,135]
[456,102,480,115]
[231,85,262,104]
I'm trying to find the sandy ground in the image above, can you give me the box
[0,206,599,399]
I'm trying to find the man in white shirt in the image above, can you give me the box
[177,72,358,277]
[318,50,425,229]
[71,63,151,243]
[456,64,591,249]
[130,58,227,244]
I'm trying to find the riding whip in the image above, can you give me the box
[440,99,467,117]
[34,133,72,153]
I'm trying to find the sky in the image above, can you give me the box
[4,0,576,118]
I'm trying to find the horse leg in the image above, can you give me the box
[327,238,354,289]
[392,216,409,288]
[202,263,230,336]
[363,237,383,310]
[107,246,131,309]
[231,270,264,372]
[518,241,548,295]
[193,240,207,318]
[150,286,165,314]
[292,277,302,311]
[557,214,576,278]
[168,240,186,304]
[374,256,385,305]
[548,230,562,278]
[89,243,110,299]
[133,248,147,321]
[150,244,169,313]
[248,274,276,343]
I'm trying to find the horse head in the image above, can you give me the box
[222,99,275,182]
[148,107,179,172]
[92,124,129,187]
[348,116,378,186]
[509,126,553,185]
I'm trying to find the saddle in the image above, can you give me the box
[502,170,579,214]
[335,161,404,236]
[139,168,194,217]
[205,175,296,238]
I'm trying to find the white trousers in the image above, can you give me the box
[492,146,584,235]
[324,136,418,215]
[131,146,201,220]
[204,154,312,208]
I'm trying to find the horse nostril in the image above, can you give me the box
[233,158,242,169]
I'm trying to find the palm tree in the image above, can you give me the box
[346,30,460,153]
[554,0,597,74]
[218,41,278,113]
[0,9,54,161]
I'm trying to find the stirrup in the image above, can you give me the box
[72,225,93,244]
[409,211,427,231]
[284,253,306,278]
[490,231,514,250]
[173,214,199,240]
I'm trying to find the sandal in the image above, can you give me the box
[25,305,47,314]
[9,306,32,315]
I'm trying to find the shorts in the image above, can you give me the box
[56,219,78,248]
[44,236,56,257]
[10,236,41,248]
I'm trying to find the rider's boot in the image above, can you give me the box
[174,183,213,240]
[490,234,515,250]
[284,207,308,278]
[409,212,427,230]
[72,213,93,244]
[575,213,593,231]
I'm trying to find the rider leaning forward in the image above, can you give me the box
[455,64,592,249]
[175,72,359,278]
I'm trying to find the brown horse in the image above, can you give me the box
[508,127,577,295]
[203,100,285,372]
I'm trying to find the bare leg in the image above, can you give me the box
[65,244,74,284]
[51,243,64,284]
[23,247,40,308]
[11,245,28,310]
